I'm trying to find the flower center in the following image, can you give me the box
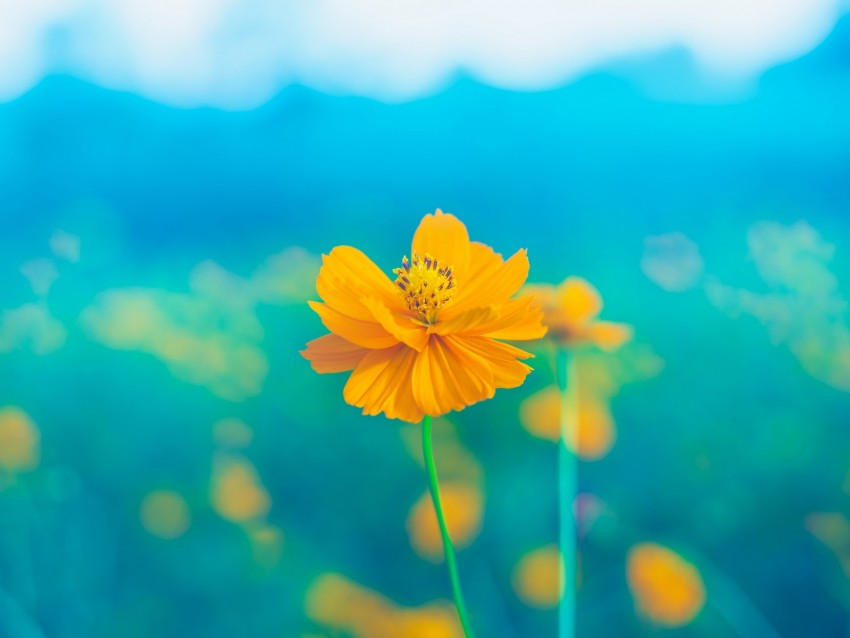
[392,253,456,324]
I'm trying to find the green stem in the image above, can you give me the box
[422,415,476,638]
[557,349,577,638]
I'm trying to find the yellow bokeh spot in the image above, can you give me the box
[406,483,483,562]
[306,573,462,638]
[512,545,563,609]
[806,512,850,577]
[396,607,463,638]
[519,386,616,460]
[139,490,191,539]
[626,542,706,627]
[0,407,40,473]
[213,418,254,449]
[211,455,271,524]
[250,523,284,568]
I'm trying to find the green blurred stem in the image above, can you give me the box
[422,415,476,638]
[558,349,577,638]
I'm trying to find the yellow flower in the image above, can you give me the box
[525,277,631,350]
[626,542,706,627]
[301,210,546,422]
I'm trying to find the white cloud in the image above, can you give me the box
[0,0,844,108]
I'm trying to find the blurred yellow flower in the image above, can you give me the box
[0,406,40,473]
[406,483,483,562]
[627,542,706,627]
[212,418,254,449]
[301,209,546,422]
[525,277,631,350]
[519,385,615,459]
[210,455,271,524]
[306,573,462,638]
[511,545,563,609]
[806,511,850,577]
[139,489,191,539]
[249,523,284,568]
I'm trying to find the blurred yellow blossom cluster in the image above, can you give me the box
[139,417,283,568]
[305,573,462,638]
[644,221,850,393]
[81,247,319,401]
[0,230,78,356]
[210,418,283,568]
[520,343,663,459]
[524,277,632,350]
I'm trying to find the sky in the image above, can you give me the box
[1,0,849,108]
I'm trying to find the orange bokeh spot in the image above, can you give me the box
[210,455,271,524]
[0,406,40,473]
[406,483,483,562]
[512,545,563,609]
[306,573,462,638]
[519,386,616,460]
[626,542,706,627]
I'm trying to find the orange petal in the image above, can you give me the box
[446,336,533,389]
[412,335,496,416]
[463,295,547,341]
[585,321,632,351]
[557,277,602,326]
[411,210,471,282]
[308,301,399,349]
[429,307,497,336]
[448,246,530,316]
[300,333,370,373]
[343,345,424,423]
[316,246,403,320]
[363,297,428,352]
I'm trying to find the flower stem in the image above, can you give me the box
[422,415,476,638]
[557,349,577,638]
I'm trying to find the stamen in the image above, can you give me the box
[392,252,457,324]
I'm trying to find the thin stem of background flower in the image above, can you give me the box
[422,415,477,638]
[558,349,577,638]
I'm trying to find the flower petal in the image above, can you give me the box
[300,333,370,373]
[411,210,471,281]
[445,335,534,389]
[343,345,424,423]
[447,246,530,316]
[429,307,497,336]
[585,321,633,351]
[461,295,547,341]
[412,335,495,416]
[316,246,403,320]
[308,301,399,349]
[557,277,602,326]
[363,297,428,352]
